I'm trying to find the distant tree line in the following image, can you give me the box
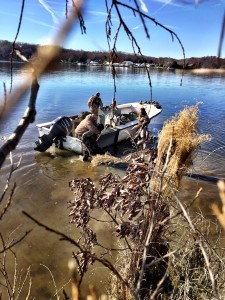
[0,40,224,69]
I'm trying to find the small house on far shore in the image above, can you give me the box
[122,61,134,67]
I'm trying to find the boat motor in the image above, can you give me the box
[34,116,73,152]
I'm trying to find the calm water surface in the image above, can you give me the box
[0,62,225,298]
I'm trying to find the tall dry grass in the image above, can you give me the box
[151,104,211,194]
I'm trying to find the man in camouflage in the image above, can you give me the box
[75,113,104,161]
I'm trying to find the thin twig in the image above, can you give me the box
[150,269,168,300]
[115,0,185,65]
[0,230,32,254]
[23,210,130,292]
[0,183,16,221]
[135,209,154,299]
[217,10,225,59]
[40,264,59,300]
[10,0,26,93]
[22,210,82,250]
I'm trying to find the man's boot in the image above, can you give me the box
[82,150,89,161]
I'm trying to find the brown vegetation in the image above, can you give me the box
[64,105,223,299]
[152,105,211,190]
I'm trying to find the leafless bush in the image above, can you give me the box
[0,233,32,299]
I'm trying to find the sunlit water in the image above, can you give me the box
[0,62,225,298]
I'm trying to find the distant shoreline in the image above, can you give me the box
[1,60,225,74]
[0,39,225,70]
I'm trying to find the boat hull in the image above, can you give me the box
[35,101,162,154]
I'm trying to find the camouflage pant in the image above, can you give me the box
[82,131,103,155]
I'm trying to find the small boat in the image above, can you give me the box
[34,101,162,154]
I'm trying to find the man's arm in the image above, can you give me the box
[86,117,101,134]
[88,96,94,108]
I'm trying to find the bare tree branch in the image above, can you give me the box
[0,74,39,168]
[218,10,225,59]
[10,0,26,93]
[0,230,31,254]
[22,210,129,291]
[114,0,185,65]
[133,0,150,38]
[105,0,185,101]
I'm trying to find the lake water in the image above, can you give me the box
[0,62,225,298]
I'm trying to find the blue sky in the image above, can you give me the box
[0,0,224,59]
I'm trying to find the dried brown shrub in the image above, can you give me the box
[151,104,211,194]
[68,104,216,299]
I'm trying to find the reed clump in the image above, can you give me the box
[211,180,225,229]
[151,104,211,194]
